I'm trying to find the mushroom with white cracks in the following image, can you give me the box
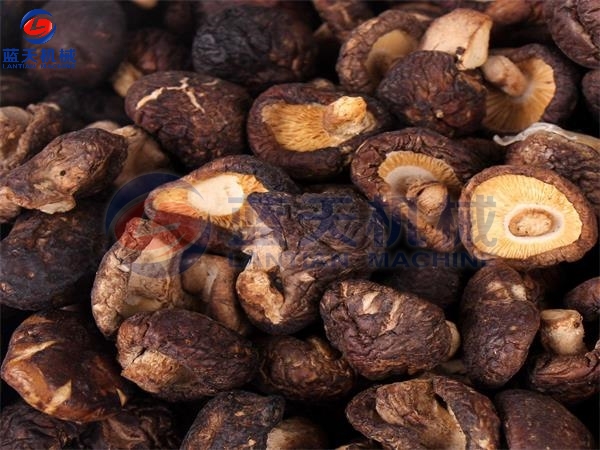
[419,8,493,70]
[458,165,598,268]
[564,277,600,323]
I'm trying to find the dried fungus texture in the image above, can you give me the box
[460,261,540,388]
[320,279,456,380]
[92,218,196,338]
[0,203,107,311]
[125,71,251,169]
[255,335,355,401]
[346,376,500,450]
[582,69,600,117]
[0,309,129,422]
[377,51,486,137]
[496,389,596,449]
[116,309,258,401]
[265,416,329,450]
[181,391,285,450]
[247,83,391,180]
[237,187,384,334]
[0,75,44,108]
[0,400,84,450]
[192,6,317,94]
[0,128,127,221]
[564,277,600,322]
[312,0,373,42]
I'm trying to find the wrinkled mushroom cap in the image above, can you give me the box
[564,277,600,322]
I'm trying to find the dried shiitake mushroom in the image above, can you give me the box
[483,0,544,26]
[320,279,459,380]
[0,103,62,177]
[181,253,252,336]
[460,261,540,388]
[1,309,129,422]
[116,309,258,401]
[495,389,596,449]
[255,335,355,401]
[264,416,329,450]
[192,6,317,94]
[0,128,127,222]
[544,0,600,69]
[181,391,285,450]
[125,71,251,169]
[528,309,599,404]
[582,69,600,118]
[459,165,598,268]
[419,8,493,70]
[145,155,298,255]
[499,122,600,216]
[336,10,427,94]
[377,51,486,136]
[351,128,485,252]
[481,44,579,133]
[247,83,391,180]
[92,218,196,338]
[236,187,382,334]
[346,376,500,450]
[564,277,600,322]
[312,0,373,42]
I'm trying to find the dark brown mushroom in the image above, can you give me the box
[336,10,427,94]
[481,44,579,133]
[582,69,600,118]
[0,75,44,107]
[499,123,600,216]
[564,277,600,322]
[377,51,486,137]
[181,391,285,450]
[264,416,329,450]
[125,71,251,169]
[484,0,544,26]
[1,309,130,422]
[460,261,540,388]
[255,335,355,401]
[320,279,459,380]
[544,0,600,69]
[116,309,258,401]
[192,6,316,94]
[459,165,598,268]
[495,389,596,449]
[247,83,391,181]
[312,0,373,42]
[144,155,298,255]
[346,376,500,450]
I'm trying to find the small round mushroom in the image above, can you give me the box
[544,0,600,69]
[0,309,130,422]
[564,277,600,322]
[346,376,501,450]
[320,279,459,380]
[192,6,317,94]
[125,71,251,169]
[458,165,598,268]
[481,44,579,133]
[116,309,258,401]
[255,335,356,401]
[499,122,600,217]
[312,0,373,42]
[582,69,600,118]
[247,83,391,180]
[336,10,427,94]
[495,389,596,449]
[377,51,487,136]
[460,261,541,388]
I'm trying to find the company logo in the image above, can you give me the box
[21,9,55,45]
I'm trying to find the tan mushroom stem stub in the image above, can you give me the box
[481,55,528,97]
[406,180,449,222]
[468,175,582,259]
[365,30,418,79]
[540,309,587,356]
[261,97,376,152]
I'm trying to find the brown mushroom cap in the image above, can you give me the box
[247,83,391,181]
[500,122,600,216]
[336,10,427,94]
[0,310,129,422]
[495,389,596,449]
[461,261,540,388]
[481,44,579,133]
[582,69,600,118]
[320,279,458,380]
[459,165,598,268]
[544,0,600,69]
[564,277,600,322]
[265,417,329,450]
[312,0,373,42]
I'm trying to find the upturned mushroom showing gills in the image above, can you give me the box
[459,165,598,268]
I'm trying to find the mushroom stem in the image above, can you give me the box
[406,180,448,222]
[540,309,587,356]
[445,321,461,360]
[482,55,528,97]
[322,96,372,137]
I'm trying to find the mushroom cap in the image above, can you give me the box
[458,165,598,268]
[482,44,579,133]
[336,10,427,94]
[582,69,600,118]
[312,0,373,42]
[564,277,600,322]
